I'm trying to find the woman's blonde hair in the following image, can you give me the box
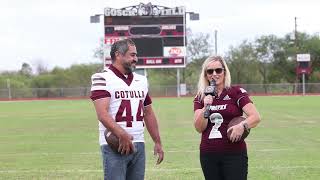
[196,56,231,101]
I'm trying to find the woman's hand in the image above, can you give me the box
[227,123,245,143]
[203,94,213,106]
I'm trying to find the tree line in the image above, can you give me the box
[149,31,320,89]
[1,31,319,96]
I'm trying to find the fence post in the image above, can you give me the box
[60,88,64,97]
[7,79,11,99]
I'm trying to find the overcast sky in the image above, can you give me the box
[1,0,320,71]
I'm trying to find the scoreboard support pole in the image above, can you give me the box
[144,68,147,77]
[177,68,180,97]
[302,73,305,96]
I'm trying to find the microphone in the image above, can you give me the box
[203,80,217,119]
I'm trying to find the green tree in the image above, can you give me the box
[225,40,261,84]
[254,35,283,83]
[184,57,206,94]
[183,29,212,88]
[298,33,320,82]
[93,37,105,62]
[186,29,212,62]
[19,62,33,77]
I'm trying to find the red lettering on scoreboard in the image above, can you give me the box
[105,37,120,45]
[169,47,182,56]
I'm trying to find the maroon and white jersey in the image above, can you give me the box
[194,86,252,153]
[90,65,151,145]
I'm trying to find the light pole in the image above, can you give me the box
[177,11,199,97]
[90,14,103,23]
[187,12,200,21]
[214,30,218,55]
[90,13,106,66]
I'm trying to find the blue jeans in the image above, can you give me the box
[100,142,145,180]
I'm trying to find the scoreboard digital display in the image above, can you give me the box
[103,3,186,68]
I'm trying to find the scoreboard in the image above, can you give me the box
[103,3,186,68]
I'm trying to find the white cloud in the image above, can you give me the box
[1,0,320,71]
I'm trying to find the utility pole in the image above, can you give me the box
[176,11,199,97]
[294,17,306,95]
[294,17,298,49]
[294,17,299,94]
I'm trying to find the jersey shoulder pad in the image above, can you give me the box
[229,86,248,94]
[91,72,107,90]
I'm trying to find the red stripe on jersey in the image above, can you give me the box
[144,93,152,106]
[237,96,252,109]
[90,90,111,101]
[93,77,106,81]
[92,83,107,86]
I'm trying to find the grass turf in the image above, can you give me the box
[0,96,319,179]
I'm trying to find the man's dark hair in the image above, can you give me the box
[110,39,136,62]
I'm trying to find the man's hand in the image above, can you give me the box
[154,142,164,165]
[118,131,134,155]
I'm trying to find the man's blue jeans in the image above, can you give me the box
[100,142,145,180]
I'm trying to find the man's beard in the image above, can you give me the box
[123,61,136,74]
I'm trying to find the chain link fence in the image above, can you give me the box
[1,83,320,99]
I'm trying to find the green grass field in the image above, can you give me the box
[0,96,319,180]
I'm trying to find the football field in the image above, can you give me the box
[0,96,319,180]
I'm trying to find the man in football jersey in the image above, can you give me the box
[193,56,261,180]
[90,39,164,180]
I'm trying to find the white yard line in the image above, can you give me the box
[1,166,320,174]
[254,148,293,152]
[0,147,298,156]
[252,166,320,169]
[166,150,198,153]
[0,152,100,156]
[0,169,102,173]
[246,139,276,142]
